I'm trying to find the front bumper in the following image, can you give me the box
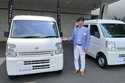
[106,51,125,65]
[6,54,63,76]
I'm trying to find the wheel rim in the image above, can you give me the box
[98,57,105,67]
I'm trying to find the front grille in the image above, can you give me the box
[24,59,50,65]
[19,51,53,56]
[119,54,125,58]
[32,65,50,70]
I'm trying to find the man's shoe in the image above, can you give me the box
[80,71,85,76]
[73,70,79,74]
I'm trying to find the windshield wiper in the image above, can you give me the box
[42,36,58,38]
[113,35,125,37]
[12,36,59,38]
[20,36,42,38]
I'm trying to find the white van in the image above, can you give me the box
[6,15,63,78]
[84,19,125,68]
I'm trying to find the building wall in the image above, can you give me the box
[91,0,125,21]
[0,10,8,41]
[0,9,83,41]
[107,0,125,20]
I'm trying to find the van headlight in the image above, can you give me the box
[6,44,17,57]
[106,41,116,51]
[55,43,63,54]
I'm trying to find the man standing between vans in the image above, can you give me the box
[72,17,90,76]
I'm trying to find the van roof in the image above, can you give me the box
[84,19,125,24]
[13,15,56,22]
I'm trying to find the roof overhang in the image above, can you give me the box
[0,0,120,15]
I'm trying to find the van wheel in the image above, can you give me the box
[56,70,63,74]
[96,54,107,68]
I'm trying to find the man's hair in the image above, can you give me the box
[76,17,85,22]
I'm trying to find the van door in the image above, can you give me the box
[88,25,101,58]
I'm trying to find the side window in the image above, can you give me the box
[90,25,100,38]
[84,25,88,28]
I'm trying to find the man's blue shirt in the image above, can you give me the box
[72,26,90,49]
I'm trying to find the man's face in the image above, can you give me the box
[78,20,84,27]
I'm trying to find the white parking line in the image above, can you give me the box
[0,58,5,66]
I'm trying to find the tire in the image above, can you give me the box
[96,54,107,68]
[56,70,63,74]
[8,75,17,79]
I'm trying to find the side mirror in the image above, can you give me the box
[91,32,95,36]
[4,32,9,38]
[60,32,63,37]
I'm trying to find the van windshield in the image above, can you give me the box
[10,20,59,38]
[101,23,125,38]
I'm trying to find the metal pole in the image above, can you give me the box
[8,0,15,29]
[98,0,103,19]
[57,0,61,33]
[100,4,105,19]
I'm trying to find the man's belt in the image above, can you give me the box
[76,44,82,46]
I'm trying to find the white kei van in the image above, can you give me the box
[84,19,125,68]
[6,15,63,78]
